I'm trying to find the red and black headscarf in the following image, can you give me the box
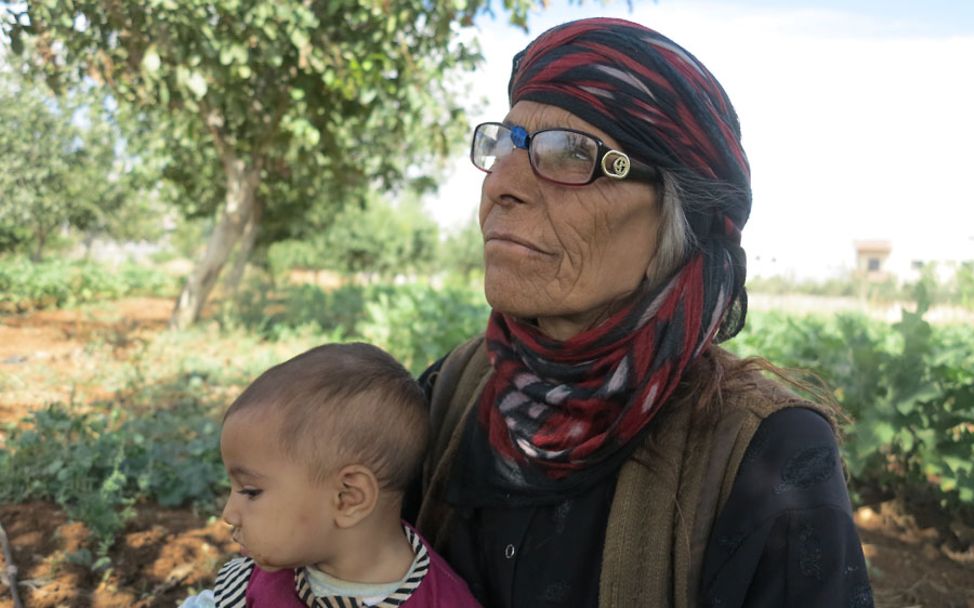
[451,18,752,505]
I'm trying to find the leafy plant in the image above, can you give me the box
[225,279,489,372]
[728,297,974,510]
[0,402,226,556]
[0,257,177,313]
[358,283,490,374]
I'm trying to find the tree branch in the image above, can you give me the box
[0,520,25,608]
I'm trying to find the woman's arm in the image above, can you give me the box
[402,355,448,524]
[701,407,874,608]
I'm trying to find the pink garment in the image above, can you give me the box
[245,529,479,607]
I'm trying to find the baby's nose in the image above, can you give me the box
[221,499,239,527]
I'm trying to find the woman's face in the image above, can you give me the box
[479,100,661,340]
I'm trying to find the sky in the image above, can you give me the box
[423,0,974,279]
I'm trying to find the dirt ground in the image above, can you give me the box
[1,298,973,607]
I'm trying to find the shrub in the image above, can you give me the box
[0,402,226,555]
[0,257,177,313]
[727,304,974,511]
[225,280,489,372]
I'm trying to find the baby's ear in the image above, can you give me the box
[334,464,379,528]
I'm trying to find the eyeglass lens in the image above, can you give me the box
[473,124,600,185]
[531,131,597,184]
[472,124,511,171]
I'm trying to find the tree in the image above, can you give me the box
[318,196,440,278]
[3,0,550,327]
[0,61,131,260]
[441,217,485,279]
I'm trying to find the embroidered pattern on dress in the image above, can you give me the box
[717,530,747,555]
[849,582,875,608]
[541,580,570,602]
[552,499,573,535]
[798,524,823,581]
[773,444,836,495]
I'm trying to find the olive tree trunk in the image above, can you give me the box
[170,153,261,329]
[221,197,263,298]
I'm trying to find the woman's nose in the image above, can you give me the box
[482,148,538,205]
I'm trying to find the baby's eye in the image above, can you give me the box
[238,488,263,499]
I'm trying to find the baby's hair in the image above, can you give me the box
[224,342,429,492]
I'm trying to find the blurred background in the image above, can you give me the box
[0,1,971,606]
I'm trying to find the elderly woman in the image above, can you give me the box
[407,17,872,608]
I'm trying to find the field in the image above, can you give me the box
[0,291,973,607]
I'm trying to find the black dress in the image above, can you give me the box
[408,364,874,608]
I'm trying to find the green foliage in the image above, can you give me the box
[0,257,177,313]
[266,240,322,279]
[227,279,489,373]
[266,197,440,279]
[0,402,226,555]
[3,0,591,324]
[728,303,974,510]
[440,218,485,279]
[322,199,441,277]
[747,274,859,298]
[0,67,133,259]
[953,263,974,308]
[357,283,490,373]
[747,265,974,310]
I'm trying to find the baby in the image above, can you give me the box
[183,342,478,607]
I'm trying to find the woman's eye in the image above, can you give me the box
[564,135,593,161]
[569,146,592,161]
[238,488,263,499]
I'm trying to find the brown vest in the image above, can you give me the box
[416,336,833,608]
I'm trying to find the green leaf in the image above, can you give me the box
[944,456,973,475]
[290,29,310,50]
[142,46,161,75]
[185,71,208,99]
[896,428,915,452]
[872,421,896,444]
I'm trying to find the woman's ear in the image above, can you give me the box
[334,464,379,528]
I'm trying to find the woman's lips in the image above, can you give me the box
[484,231,550,255]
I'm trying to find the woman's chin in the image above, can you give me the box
[485,275,552,318]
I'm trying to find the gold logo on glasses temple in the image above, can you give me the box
[601,151,631,179]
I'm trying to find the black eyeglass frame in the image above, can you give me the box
[470,121,661,186]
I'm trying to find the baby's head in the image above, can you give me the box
[220,342,429,572]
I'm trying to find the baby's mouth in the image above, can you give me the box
[230,529,247,552]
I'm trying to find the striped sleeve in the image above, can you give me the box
[214,557,254,608]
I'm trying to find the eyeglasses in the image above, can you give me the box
[470,122,660,186]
